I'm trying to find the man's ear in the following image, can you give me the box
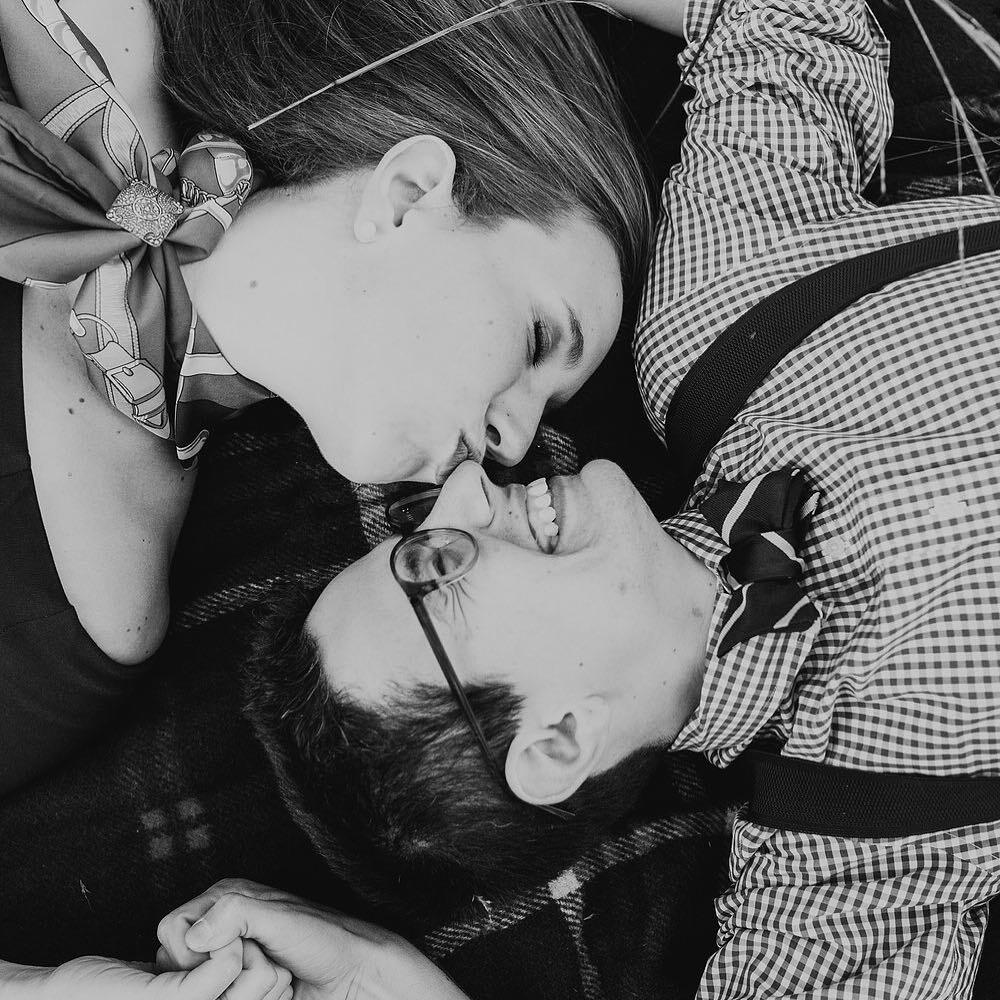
[353,135,457,241]
[505,697,611,806]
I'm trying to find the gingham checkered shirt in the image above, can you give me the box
[637,2,1000,996]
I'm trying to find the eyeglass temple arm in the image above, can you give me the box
[409,597,573,821]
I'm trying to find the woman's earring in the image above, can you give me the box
[354,219,377,244]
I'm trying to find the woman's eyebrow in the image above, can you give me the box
[563,301,585,368]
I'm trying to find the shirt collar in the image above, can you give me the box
[660,508,825,766]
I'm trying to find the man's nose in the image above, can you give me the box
[485,386,545,467]
[418,460,492,530]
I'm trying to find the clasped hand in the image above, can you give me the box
[152,878,469,1000]
[25,879,467,1000]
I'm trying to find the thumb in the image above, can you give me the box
[175,939,243,1000]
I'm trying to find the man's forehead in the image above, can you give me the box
[307,539,436,700]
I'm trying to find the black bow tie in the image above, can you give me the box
[698,470,820,657]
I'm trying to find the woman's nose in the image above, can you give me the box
[485,389,545,467]
[418,460,492,530]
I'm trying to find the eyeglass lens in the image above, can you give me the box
[391,529,478,588]
[385,488,442,534]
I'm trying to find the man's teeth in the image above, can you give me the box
[527,477,559,546]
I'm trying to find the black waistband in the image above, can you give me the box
[748,751,1000,839]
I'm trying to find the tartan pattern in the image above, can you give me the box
[0,407,746,1000]
[635,2,1000,996]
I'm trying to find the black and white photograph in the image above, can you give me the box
[1,0,1000,997]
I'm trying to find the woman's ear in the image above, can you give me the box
[505,697,611,806]
[353,135,457,242]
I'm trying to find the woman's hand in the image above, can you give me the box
[1,942,244,1000]
[596,0,686,34]
[157,878,471,1000]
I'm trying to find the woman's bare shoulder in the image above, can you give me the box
[61,0,179,152]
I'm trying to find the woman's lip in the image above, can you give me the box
[434,434,485,484]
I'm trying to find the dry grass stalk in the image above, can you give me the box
[902,0,996,195]
[248,0,628,131]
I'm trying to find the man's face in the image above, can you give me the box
[307,460,702,727]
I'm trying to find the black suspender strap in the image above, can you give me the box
[663,219,1000,838]
[748,751,1000,838]
[663,219,1000,512]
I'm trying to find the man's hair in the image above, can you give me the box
[150,0,652,291]
[243,585,660,925]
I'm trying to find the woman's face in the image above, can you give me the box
[322,210,624,483]
[194,142,626,486]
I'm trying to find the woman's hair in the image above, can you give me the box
[150,0,652,288]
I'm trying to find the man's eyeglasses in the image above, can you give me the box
[386,490,573,821]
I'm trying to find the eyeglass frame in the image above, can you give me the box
[386,493,573,822]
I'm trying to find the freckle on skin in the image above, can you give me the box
[78,397,85,404]
[67,407,74,415]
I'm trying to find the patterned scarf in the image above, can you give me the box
[0,0,270,466]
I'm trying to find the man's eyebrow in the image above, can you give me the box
[563,301,585,368]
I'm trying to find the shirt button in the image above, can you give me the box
[823,538,849,559]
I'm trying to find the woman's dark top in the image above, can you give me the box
[0,278,136,797]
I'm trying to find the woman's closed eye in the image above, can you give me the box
[530,318,553,367]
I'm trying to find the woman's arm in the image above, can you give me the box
[0,961,47,998]
[602,0,686,35]
[0,947,244,1000]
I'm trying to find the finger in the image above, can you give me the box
[261,961,293,1000]
[162,879,304,968]
[123,960,157,973]
[175,939,243,1000]
[185,895,300,957]
[158,909,214,972]
[220,940,286,1000]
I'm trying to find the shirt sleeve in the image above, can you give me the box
[640,0,893,320]
[697,814,1000,999]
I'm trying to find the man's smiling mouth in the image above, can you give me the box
[526,477,560,553]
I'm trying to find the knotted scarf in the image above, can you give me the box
[0,0,270,465]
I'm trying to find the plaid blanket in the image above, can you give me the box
[0,379,747,997]
[3,8,1000,998]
